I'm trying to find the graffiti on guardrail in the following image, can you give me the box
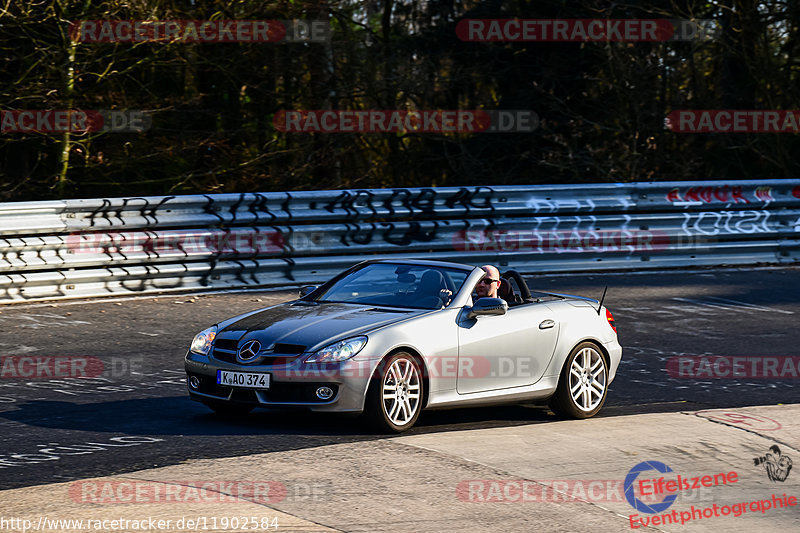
[318,187,496,217]
[524,196,614,213]
[77,187,499,229]
[667,185,749,205]
[342,221,443,248]
[755,187,775,202]
[681,211,773,236]
[664,185,786,206]
[2,182,799,303]
[64,215,778,257]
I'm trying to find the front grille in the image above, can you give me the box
[211,350,301,366]
[211,339,307,366]
[212,350,238,364]
[214,338,239,351]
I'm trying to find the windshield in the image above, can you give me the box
[316,263,470,309]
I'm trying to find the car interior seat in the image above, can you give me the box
[500,270,532,305]
[497,275,521,305]
[414,270,449,308]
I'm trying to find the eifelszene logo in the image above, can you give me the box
[754,445,793,482]
[624,461,678,514]
[625,459,796,529]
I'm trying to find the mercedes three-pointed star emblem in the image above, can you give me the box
[237,339,262,362]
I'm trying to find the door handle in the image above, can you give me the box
[539,319,555,330]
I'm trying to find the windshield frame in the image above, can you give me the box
[308,261,473,310]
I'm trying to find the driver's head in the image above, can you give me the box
[475,264,501,298]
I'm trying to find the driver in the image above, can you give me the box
[475,264,502,299]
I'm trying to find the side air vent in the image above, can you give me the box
[272,343,307,355]
[213,338,239,351]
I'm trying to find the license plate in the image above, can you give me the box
[216,370,271,389]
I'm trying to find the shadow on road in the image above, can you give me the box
[0,394,713,439]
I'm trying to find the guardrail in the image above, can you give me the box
[1,179,799,303]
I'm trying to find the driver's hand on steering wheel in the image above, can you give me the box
[439,288,453,305]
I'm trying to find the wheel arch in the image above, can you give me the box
[378,346,431,410]
[549,337,610,418]
[549,335,609,380]
[583,337,610,366]
[568,337,610,369]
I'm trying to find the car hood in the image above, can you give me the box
[217,301,420,353]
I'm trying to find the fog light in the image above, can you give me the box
[189,376,201,389]
[315,386,334,400]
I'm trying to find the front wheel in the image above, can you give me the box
[365,352,423,433]
[549,342,608,419]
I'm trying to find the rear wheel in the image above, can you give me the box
[549,342,608,419]
[365,352,423,433]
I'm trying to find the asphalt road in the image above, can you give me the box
[1,266,798,491]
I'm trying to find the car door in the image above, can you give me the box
[456,302,559,394]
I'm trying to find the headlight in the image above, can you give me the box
[305,336,367,363]
[190,326,217,355]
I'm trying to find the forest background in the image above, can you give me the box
[1,1,798,201]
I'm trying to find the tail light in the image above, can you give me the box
[605,308,616,333]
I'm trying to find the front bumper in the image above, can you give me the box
[184,351,379,413]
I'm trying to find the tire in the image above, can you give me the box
[365,352,424,433]
[549,342,608,419]
[202,400,254,417]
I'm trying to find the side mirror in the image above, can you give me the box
[299,285,319,298]
[467,297,508,319]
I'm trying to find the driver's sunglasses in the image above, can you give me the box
[479,278,499,285]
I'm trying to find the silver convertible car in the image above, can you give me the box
[185,259,622,432]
